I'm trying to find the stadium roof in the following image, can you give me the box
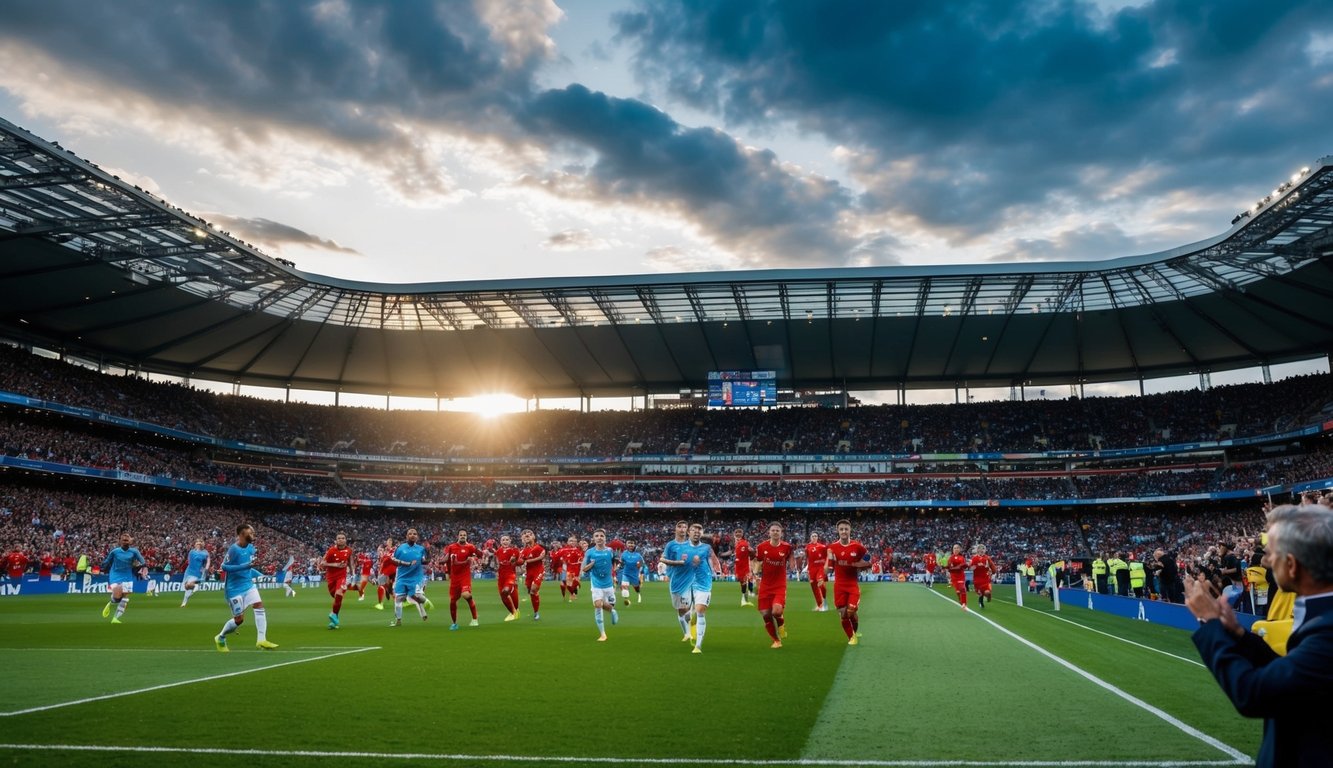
[2,116,1332,398]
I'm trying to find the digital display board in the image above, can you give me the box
[707,370,777,407]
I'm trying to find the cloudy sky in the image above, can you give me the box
[1,0,1330,288]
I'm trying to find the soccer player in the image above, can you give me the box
[946,544,969,610]
[805,532,829,611]
[970,545,997,609]
[682,523,722,654]
[922,550,938,587]
[552,538,569,601]
[375,537,397,610]
[444,529,481,630]
[618,539,646,604]
[100,533,145,624]
[659,520,695,642]
[321,532,354,629]
[733,527,755,606]
[755,522,794,648]
[389,528,429,626]
[493,534,522,621]
[279,555,298,597]
[353,550,373,600]
[581,529,619,641]
[827,519,870,645]
[214,523,278,651]
[520,529,545,620]
[179,539,210,607]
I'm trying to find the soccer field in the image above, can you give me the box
[0,583,1258,768]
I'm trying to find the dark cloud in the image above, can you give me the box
[207,215,360,255]
[520,84,887,267]
[986,223,1141,263]
[616,0,1333,240]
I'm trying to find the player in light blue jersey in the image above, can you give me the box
[618,540,646,605]
[100,533,145,624]
[179,539,211,607]
[581,529,619,641]
[658,520,696,642]
[683,523,722,654]
[214,524,278,651]
[389,528,430,626]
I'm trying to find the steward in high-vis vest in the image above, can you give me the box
[1107,554,1130,596]
[1092,555,1109,594]
[1046,560,1065,602]
[1128,559,1146,598]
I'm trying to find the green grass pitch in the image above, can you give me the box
[0,582,1259,767]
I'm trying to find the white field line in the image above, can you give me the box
[0,647,357,654]
[989,595,1207,668]
[0,646,379,717]
[926,590,1248,765]
[0,744,1250,766]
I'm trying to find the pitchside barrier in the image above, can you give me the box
[1050,584,1264,632]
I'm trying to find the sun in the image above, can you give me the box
[464,393,528,419]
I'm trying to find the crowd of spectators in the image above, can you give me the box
[3,344,1330,458]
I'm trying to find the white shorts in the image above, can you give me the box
[671,591,694,611]
[111,581,133,594]
[227,587,262,615]
[591,586,617,605]
[692,590,712,608]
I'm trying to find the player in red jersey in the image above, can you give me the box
[804,533,829,611]
[492,534,522,621]
[970,545,997,609]
[351,551,372,600]
[922,551,938,587]
[443,529,481,629]
[321,532,353,629]
[375,537,397,611]
[561,536,583,601]
[5,547,30,579]
[519,529,546,620]
[827,520,871,645]
[946,544,969,610]
[755,522,795,648]
[733,528,755,606]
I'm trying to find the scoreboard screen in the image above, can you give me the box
[707,370,777,408]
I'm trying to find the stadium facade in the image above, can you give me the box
[2,116,1332,401]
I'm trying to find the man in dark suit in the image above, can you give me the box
[1187,504,1333,768]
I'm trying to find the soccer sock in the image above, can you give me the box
[332,593,344,615]
[595,607,605,635]
[450,599,459,623]
[678,613,691,636]
[285,584,296,596]
[763,616,779,641]
[560,584,567,598]
[531,593,541,613]
[466,597,477,619]
[776,615,786,628]
[811,582,821,605]
[394,599,404,621]
[219,618,239,638]
[959,592,968,606]
[181,588,193,605]
[413,596,427,617]
[115,598,128,618]
[377,585,386,603]
[841,616,855,638]
[850,613,859,631]
[820,584,828,606]
[254,607,268,641]
[695,614,707,647]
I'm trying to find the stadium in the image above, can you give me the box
[3,5,1333,768]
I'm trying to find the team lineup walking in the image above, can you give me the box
[102,518,999,651]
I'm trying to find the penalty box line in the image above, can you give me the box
[926,590,1249,765]
[0,646,379,717]
[0,743,1252,766]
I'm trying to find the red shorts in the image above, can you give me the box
[525,572,543,589]
[497,575,517,592]
[326,572,348,596]
[449,576,473,599]
[757,586,787,611]
[809,566,827,584]
[833,582,860,609]
[736,569,751,583]
[566,574,581,586]
[974,580,992,594]
[950,578,967,592]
